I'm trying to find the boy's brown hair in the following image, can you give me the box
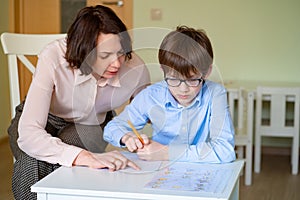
[159,26,213,78]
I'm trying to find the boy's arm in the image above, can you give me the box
[103,90,150,147]
[103,114,130,147]
[168,85,236,163]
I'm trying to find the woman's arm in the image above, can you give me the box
[18,43,83,167]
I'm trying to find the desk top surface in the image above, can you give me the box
[31,160,244,200]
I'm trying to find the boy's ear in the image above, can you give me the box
[204,64,213,79]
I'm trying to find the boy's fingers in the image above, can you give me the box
[141,134,149,144]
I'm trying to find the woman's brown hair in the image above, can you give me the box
[65,5,132,75]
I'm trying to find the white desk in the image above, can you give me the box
[31,160,244,200]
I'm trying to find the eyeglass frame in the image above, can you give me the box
[164,77,204,87]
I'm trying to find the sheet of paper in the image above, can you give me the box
[120,152,163,174]
[144,162,234,194]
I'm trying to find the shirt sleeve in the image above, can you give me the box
[17,43,83,167]
[168,84,236,163]
[103,88,150,147]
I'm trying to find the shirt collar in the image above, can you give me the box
[74,69,121,87]
[164,82,203,109]
[96,75,121,87]
[74,69,93,86]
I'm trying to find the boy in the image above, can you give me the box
[104,26,235,163]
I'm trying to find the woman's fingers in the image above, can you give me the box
[95,151,140,171]
[127,159,141,170]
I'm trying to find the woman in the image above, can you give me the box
[9,5,150,200]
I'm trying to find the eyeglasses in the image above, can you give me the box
[164,77,204,87]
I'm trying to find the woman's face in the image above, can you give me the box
[92,33,125,79]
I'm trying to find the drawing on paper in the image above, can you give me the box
[144,162,234,193]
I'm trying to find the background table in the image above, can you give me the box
[31,160,244,200]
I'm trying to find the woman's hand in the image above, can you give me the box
[121,132,149,152]
[137,141,169,161]
[73,150,140,171]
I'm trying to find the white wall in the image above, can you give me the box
[133,0,300,84]
[133,0,300,148]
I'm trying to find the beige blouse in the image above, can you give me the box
[18,38,150,167]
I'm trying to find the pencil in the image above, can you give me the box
[127,120,144,145]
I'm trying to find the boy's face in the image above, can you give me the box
[165,71,203,107]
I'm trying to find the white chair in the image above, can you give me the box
[1,32,66,118]
[1,33,66,163]
[227,88,254,185]
[254,86,300,175]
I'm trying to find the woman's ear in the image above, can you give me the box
[204,64,212,79]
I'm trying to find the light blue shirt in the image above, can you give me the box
[104,80,236,163]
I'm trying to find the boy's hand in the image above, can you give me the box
[137,141,169,161]
[121,132,149,152]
